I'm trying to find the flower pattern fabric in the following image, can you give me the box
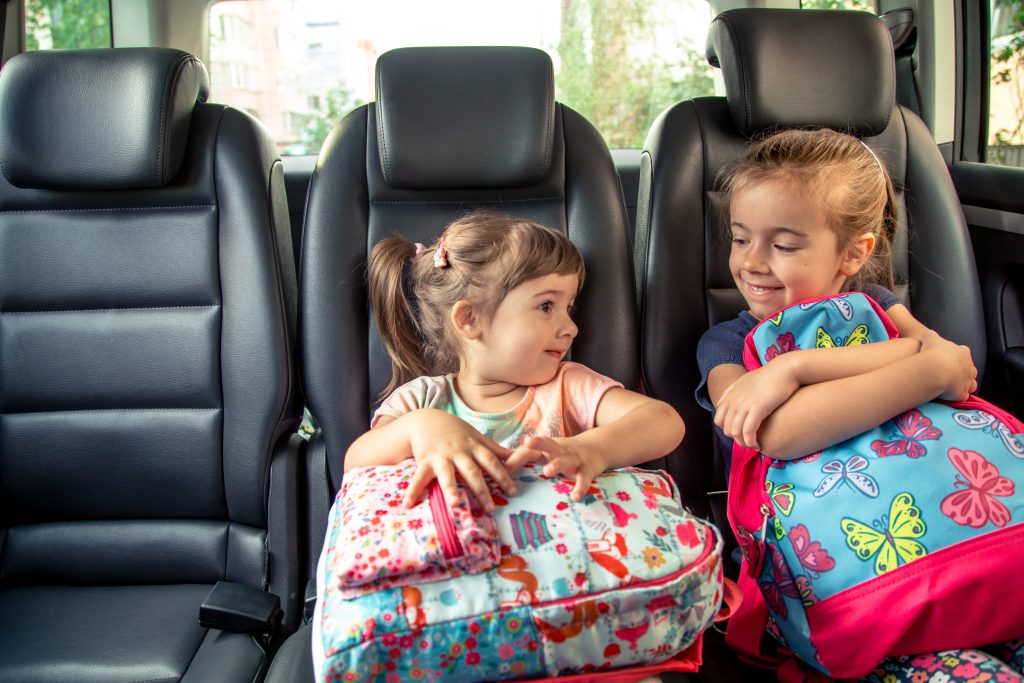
[314,464,723,682]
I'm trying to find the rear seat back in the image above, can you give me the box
[0,48,301,680]
[634,8,984,523]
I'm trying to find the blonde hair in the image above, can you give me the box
[368,211,585,398]
[723,128,897,291]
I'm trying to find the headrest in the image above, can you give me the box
[706,9,895,137]
[375,46,555,189]
[0,48,210,190]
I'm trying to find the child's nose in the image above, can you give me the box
[743,245,771,272]
[562,315,578,338]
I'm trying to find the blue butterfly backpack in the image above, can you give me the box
[724,293,1024,680]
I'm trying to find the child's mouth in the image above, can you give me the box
[746,283,780,295]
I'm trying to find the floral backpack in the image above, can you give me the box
[312,460,724,682]
[725,293,1024,679]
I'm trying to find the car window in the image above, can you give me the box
[25,0,112,50]
[208,0,715,155]
[989,0,1024,165]
[799,0,872,9]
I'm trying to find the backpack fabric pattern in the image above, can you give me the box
[725,293,1024,679]
[314,460,723,682]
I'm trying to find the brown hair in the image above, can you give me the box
[722,128,898,291]
[368,211,586,398]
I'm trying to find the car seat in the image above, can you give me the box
[0,48,302,681]
[634,5,985,573]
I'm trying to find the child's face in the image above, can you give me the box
[729,179,857,320]
[473,272,579,386]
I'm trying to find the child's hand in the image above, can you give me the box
[714,357,800,451]
[403,409,517,513]
[920,330,978,401]
[505,435,606,502]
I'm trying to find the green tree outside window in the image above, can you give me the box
[26,0,112,51]
[556,0,714,149]
[990,0,1024,165]
[800,0,872,9]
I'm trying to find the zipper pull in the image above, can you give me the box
[758,504,771,541]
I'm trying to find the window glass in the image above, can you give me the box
[25,0,112,50]
[989,0,1024,166]
[799,1,873,10]
[208,0,715,155]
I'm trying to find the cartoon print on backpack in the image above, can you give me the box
[841,492,927,575]
[940,448,1015,529]
[870,409,943,459]
[813,455,880,498]
[954,409,1024,458]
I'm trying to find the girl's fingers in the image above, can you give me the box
[452,455,495,513]
[403,462,435,508]
[475,433,514,460]
[743,411,762,451]
[432,459,461,510]
[524,435,560,455]
[503,446,546,473]
[571,471,593,502]
[473,446,518,496]
[542,455,578,479]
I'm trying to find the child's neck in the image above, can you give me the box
[452,373,528,413]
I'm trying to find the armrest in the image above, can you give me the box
[200,581,282,636]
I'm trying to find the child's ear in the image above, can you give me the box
[840,232,877,277]
[451,300,482,340]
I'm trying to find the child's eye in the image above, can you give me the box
[539,301,553,313]
[731,237,749,246]
[774,244,799,253]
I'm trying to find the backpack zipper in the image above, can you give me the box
[429,481,465,560]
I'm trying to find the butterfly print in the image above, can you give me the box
[765,332,800,362]
[795,575,817,607]
[765,481,795,516]
[953,410,1024,459]
[813,455,879,498]
[816,323,870,348]
[871,409,942,459]
[940,448,1015,528]
[768,452,823,469]
[841,492,927,576]
[799,296,854,321]
[787,523,836,577]
[759,544,798,619]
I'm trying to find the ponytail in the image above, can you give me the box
[368,238,431,398]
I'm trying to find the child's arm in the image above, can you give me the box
[713,331,976,459]
[503,389,685,501]
[344,408,517,512]
[712,338,922,449]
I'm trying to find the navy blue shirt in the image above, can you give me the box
[695,285,902,459]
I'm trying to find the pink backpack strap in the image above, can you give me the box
[724,564,769,658]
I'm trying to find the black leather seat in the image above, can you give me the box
[267,45,644,682]
[0,48,302,682]
[634,7,985,567]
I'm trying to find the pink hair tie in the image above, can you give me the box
[413,242,430,259]
[433,237,448,269]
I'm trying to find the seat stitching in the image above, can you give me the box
[369,196,562,206]
[0,204,215,214]
[1,305,219,314]
[3,408,221,416]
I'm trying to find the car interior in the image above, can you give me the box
[1,0,1022,681]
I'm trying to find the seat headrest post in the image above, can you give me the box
[375,46,555,189]
[0,48,210,190]
[706,8,895,137]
